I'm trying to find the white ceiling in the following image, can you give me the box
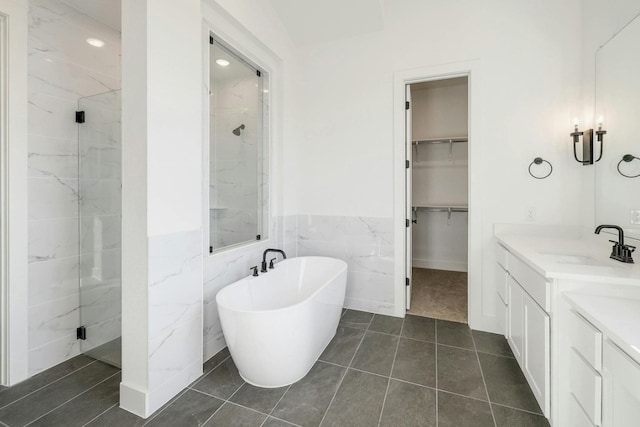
[268,0,384,46]
[62,0,121,31]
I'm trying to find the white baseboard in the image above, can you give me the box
[412,258,468,272]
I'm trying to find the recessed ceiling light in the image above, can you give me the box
[216,59,230,67]
[86,38,105,48]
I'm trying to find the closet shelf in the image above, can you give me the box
[412,137,468,145]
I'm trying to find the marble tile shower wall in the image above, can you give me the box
[209,77,261,249]
[27,0,120,375]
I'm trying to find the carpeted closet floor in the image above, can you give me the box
[408,267,468,323]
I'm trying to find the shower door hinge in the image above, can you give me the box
[406,277,410,287]
[406,219,410,227]
[209,35,214,45]
[256,234,261,240]
[406,160,410,169]
[77,326,86,340]
[256,70,261,77]
[405,101,410,110]
[75,111,85,124]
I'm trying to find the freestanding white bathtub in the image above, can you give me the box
[216,256,348,388]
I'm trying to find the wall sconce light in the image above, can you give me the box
[571,118,606,165]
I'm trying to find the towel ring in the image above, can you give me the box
[617,154,640,178]
[528,157,553,179]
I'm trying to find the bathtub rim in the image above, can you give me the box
[215,256,348,315]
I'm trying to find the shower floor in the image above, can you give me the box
[84,338,121,369]
[408,267,468,323]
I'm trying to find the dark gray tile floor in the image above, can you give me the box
[0,311,550,426]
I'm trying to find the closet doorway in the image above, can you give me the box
[406,77,469,323]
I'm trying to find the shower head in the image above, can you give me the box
[232,124,245,136]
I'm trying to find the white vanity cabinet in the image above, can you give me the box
[602,338,640,427]
[497,242,550,416]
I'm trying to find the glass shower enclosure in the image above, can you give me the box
[77,90,122,367]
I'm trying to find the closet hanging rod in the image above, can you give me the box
[413,206,468,213]
[412,137,468,145]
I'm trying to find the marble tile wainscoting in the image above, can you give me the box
[286,215,396,315]
[27,0,121,375]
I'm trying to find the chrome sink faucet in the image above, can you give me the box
[595,225,635,263]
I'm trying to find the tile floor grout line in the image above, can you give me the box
[192,355,231,388]
[81,402,118,427]
[267,384,292,414]
[376,315,404,426]
[0,359,100,411]
[317,311,374,427]
[490,401,545,417]
[471,330,498,427]
[0,420,8,427]
[141,388,191,426]
[24,370,121,427]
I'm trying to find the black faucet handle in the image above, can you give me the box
[250,266,259,276]
[269,258,277,269]
[609,240,620,245]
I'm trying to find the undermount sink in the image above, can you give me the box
[539,252,608,267]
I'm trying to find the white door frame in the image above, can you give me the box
[0,0,29,386]
[392,60,482,329]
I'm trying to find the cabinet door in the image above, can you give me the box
[507,277,524,363]
[523,291,550,417]
[603,341,640,427]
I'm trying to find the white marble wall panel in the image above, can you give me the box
[28,333,80,376]
[148,230,203,390]
[28,135,78,179]
[28,217,78,262]
[28,0,121,375]
[295,215,395,314]
[203,230,284,360]
[80,214,121,254]
[27,91,78,140]
[28,256,79,305]
[28,293,80,350]
[28,177,78,220]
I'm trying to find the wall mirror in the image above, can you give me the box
[209,36,268,252]
[595,14,640,240]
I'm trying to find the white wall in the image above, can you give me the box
[121,0,204,417]
[411,79,469,272]
[0,0,29,386]
[26,0,120,375]
[289,0,583,330]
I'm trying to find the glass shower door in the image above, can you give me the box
[78,90,122,367]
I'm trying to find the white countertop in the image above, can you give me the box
[495,233,640,286]
[564,292,640,365]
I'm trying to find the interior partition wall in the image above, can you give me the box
[78,90,122,367]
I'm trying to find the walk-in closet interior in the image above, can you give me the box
[408,77,469,323]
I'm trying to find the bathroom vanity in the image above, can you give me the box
[494,228,640,427]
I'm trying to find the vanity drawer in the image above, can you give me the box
[497,293,507,337]
[570,349,602,426]
[508,255,550,312]
[496,263,509,304]
[495,243,509,269]
[569,310,602,371]
[569,395,596,427]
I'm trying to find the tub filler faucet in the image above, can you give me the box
[262,249,287,272]
[595,224,635,263]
